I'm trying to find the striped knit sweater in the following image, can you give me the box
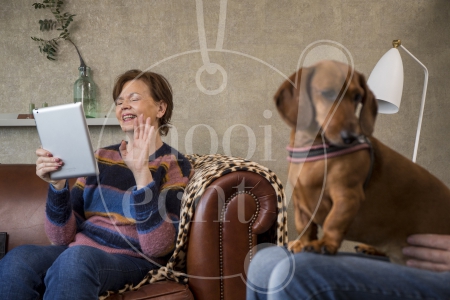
[45,143,192,264]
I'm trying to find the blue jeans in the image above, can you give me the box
[0,244,157,300]
[246,245,450,300]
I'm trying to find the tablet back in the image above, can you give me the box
[33,102,99,180]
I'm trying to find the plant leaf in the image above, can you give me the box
[31,0,79,61]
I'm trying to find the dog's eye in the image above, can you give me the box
[354,94,362,103]
[321,90,337,100]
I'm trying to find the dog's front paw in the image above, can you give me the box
[302,240,338,255]
[287,240,304,253]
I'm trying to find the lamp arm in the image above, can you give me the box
[400,45,429,163]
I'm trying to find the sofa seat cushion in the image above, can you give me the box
[107,281,193,300]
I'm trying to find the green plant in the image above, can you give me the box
[31,0,80,62]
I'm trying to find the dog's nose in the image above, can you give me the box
[340,131,357,145]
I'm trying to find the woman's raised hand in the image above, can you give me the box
[403,234,450,272]
[119,114,155,189]
[35,147,65,190]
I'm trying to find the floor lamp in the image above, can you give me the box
[367,40,428,163]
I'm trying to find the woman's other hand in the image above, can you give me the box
[119,114,155,189]
[403,234,450,272]
[35,147,65,190]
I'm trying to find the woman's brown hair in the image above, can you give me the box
[113,69,173,136]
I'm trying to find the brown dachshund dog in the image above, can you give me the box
[275,60,450,264]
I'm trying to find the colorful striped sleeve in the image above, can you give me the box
[44,178,86,245]
[132,153,191,258]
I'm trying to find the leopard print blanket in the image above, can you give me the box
[100,154,287,299]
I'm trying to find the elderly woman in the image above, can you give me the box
[0,70,192,299]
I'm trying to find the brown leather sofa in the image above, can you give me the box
[0,163,282,300]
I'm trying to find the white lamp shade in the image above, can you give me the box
[367,48,404,114]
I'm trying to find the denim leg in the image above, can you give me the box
[43,245,157,300]
[268,252,450,300]
[0,244,67,299]
[246,245,296,300]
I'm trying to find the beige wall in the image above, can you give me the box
[1,0,449,246]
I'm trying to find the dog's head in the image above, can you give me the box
[274,60,378,146]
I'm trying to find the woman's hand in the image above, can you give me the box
[402,234,450,272]
[35,147,65,190]
[119,114,155,189]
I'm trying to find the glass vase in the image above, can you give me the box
[74,66,97,118]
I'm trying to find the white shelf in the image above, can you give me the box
[0,114,119,127]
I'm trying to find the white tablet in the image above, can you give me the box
[33,102,99,180]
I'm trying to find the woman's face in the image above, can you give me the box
[115,79,166,133]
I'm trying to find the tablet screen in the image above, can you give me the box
[33,102,99,180]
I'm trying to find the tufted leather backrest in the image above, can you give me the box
[0,164,77,252]
[0,164,50,251]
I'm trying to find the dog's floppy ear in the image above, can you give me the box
[274,67,314,130]
[358,73,378,136]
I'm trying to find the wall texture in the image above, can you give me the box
[1,0,449,247]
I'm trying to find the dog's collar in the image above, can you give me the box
[287,139,370,163]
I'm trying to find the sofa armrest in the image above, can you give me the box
[187,171,278,300]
